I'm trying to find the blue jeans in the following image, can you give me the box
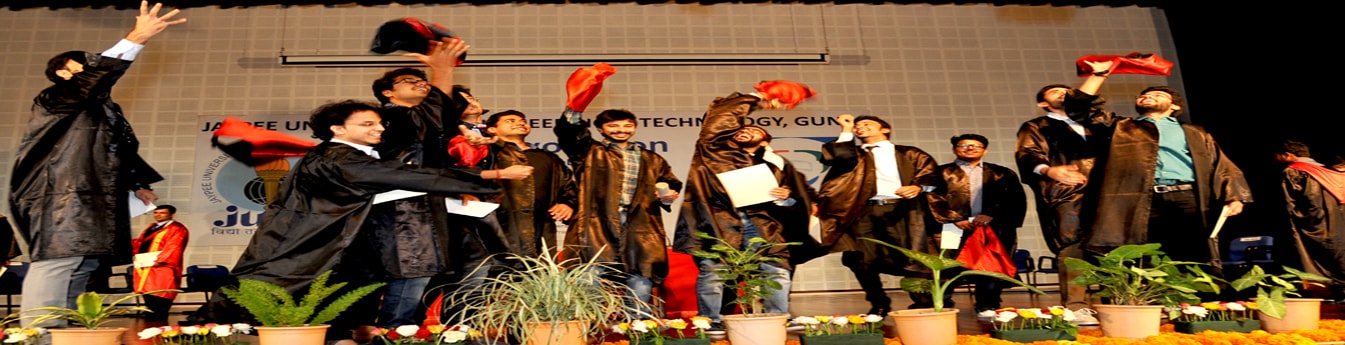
[695,214,791,321]
[696,259,791,321]
[377,276,432,327]
[20,256,101,328]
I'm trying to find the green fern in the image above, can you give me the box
[222,270,385,327]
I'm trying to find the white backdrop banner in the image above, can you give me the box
[188,109,858,246]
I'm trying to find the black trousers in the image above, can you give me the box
[1146,189,1208,263]
[143,295,175,322]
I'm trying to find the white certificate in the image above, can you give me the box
[714,164,780,208]
[444,198,501,218]
[940,223,964,250]
[133,251,161,268]
[128,191,155,218]
[373,190,427,204]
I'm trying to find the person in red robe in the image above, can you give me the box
[131,205,189,323]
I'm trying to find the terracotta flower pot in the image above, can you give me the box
[255,325,330,345]
[1094,304,1163,340]
[889,308,958,345]
[1258,298,1323,333]
[47,327,126,345]
[723,313,790,345]
[526,320,589,345]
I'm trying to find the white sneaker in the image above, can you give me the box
[977,309,997,319]
[1070,308,1099,326]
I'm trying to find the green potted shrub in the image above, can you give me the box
[221,270,385,345]
[15,289,175,345]
[1229,265,1331,333]
[1062,243,1219,340]
[861,238,1042,345]
[449,242,648,345]
[691,231,797,345]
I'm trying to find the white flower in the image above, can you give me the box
[1062,309,1077,322]
[138,327,164,340]
[995,311,1018,323]
[232,323,253,334]
[692,318,711,330]
[442,330,468,343]
[4,333,28,344]
[1030,309,1051,319]
[1183,306,1209,318]
[863,314,884,323]
[794,316,818,325]
[396,325,420,337]
[631,320,649,333]
[182,326,201,335]
[830,316,849,326]
[611,324,626,334]
[211,325,233,337]
[1226,302,1246,311]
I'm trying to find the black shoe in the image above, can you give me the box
[866,306,892,315]
[176,314,208,326]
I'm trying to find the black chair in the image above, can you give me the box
[1012,249,1035,285]
[90,264,142,309]
[181,265,230,303]
[1035,255,1060,286]
[1226,236,1275,271]
[0,262,29,314]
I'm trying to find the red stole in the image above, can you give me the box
[1290,162,1345,204]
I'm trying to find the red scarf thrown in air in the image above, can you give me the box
[1290,162,1345,204]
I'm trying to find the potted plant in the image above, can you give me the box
[987,307,1079,342]
[449,242,648,345]
[136,323,254,345]
[1229,265,1331,333]
[15,289,175,345]
[1,314,48,345]
[221,270,385,345]
[611,317,713,345]
[792,314,885,345]
[691,232,798,345]
[860,238,1043,345]
[1062,243,1219,340]
[1169,301,1260,333]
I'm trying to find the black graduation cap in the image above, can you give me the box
[370,17,468,65]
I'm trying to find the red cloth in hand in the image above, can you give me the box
[753,80,816,109]
[447,135,489,167]
[954,225,1017,277]
[566,63,617,112]
[1076,52,1174,77]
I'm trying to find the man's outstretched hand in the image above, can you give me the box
[125,1,187,44]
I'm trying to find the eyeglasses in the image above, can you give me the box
[394,78,428,85]
[956,144,985,150]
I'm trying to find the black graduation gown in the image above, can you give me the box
[1013,90,1112,254]
[193,142,497,324]
[487,141,579,258]
[927,161,1028,250]
[816,138,939,274]
[9,52,162,264]
[671,93,820,270]
[554,115,682,282]
[1283,165,1345,285]
[371,86,460,278]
